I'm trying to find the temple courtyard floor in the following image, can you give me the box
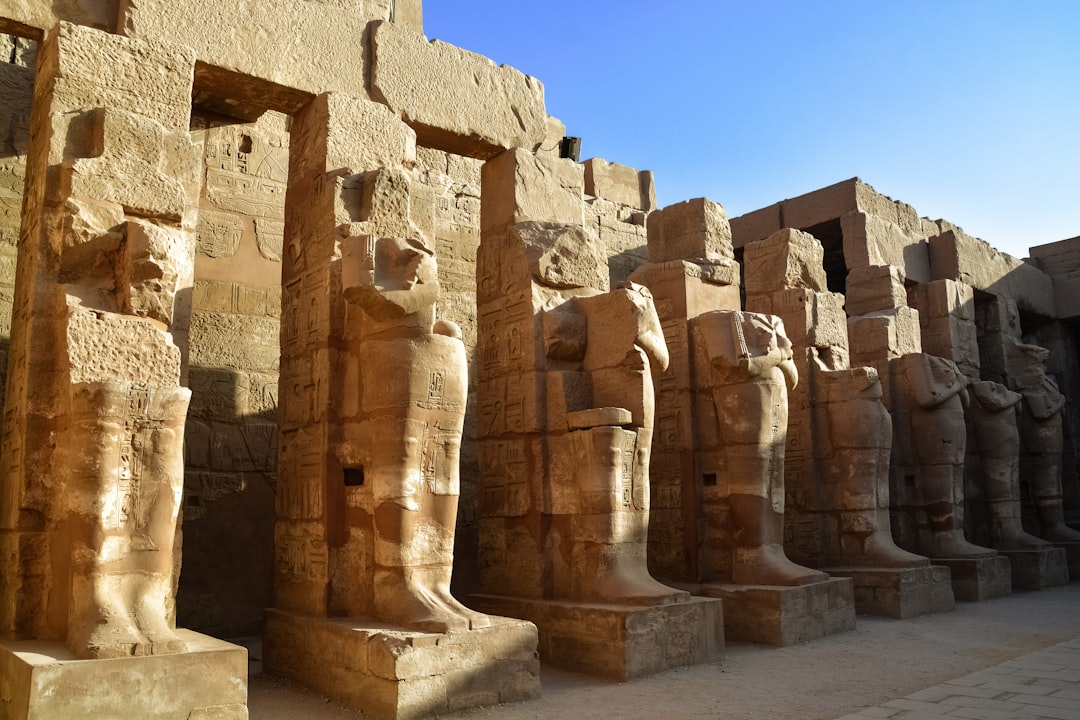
[245,582,1080,719]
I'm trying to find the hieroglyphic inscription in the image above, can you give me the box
[205,126,288,219]
[196,209,243,258]
[255,218,285,262]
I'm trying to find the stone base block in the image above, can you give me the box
[263,609,539,720]
[0,630,247,720]
[1000,547,1069,590]
[1055,542,1080,580]
[934,555,1012,601]
[822,565,955,618]
[468,594,724,681]
[687,578,855,646]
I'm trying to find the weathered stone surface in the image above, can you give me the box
[845,264,907,317]
[999,548,1069,590]
[647,197,732,263]
[469,594,723,681]
[689,578,855,647]
[929,227,1055,317]
[0,631,247,720]
[481,148,584,234]
[583,157,656,211]
[933,557,1011,602]
[264,610,539,720]
[0,0,117,36]
[824,565,955,619]
[371,20,546,158]
[744,228,827,294]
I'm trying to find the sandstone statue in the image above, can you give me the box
[1008,339,1080,544]
[899,353,995,559]
[699,310,828,585]
[968,380,1051,550]
[344,234,487,631]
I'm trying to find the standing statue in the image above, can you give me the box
[968,380,1050,550]
[344,235,487,631]
[66,381,190,659]
[558,281,680,603]
[700,311,828,586]
[900,353,995,558]
[1009,340,1080,544]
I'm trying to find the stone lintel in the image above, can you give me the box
[468,594,724,681]
[0,630,248,720]
[998,548,1069,591]
[689,579,855,647]
[933,556,1012,602]
[262,609,540,720]
[822,565,955,619]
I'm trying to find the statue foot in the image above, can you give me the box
[431,587,493,630]
[70,619,150,660]
[589,566,688,606]
[377,573,475,633]
[732,544,829,587]
[857,533,929,568]
[1041,523,1080,544]
[928,533,997,560]
[994,530,1051,551]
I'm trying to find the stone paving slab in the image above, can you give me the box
[835,638,1080,719]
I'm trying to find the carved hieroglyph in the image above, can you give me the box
[477,148,684,606]
[0,23,198,659]
[699,310,828,586]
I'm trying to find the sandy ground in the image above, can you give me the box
[244,582,1080,720]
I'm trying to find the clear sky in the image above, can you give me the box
[422,1,1079,260]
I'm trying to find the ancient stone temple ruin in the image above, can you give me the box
[0,3,1078,719]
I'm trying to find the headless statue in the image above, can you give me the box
[345,235,487,631]
[968,380,1049,550]
[66,381,190,659]
[900,353,994,559]
[701,311,828,585]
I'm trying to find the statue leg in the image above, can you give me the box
[1025,418,1080,542]
[66,383,188,659]
[919,463,995,558]
[569,425,683,604]
[982,453,1049,550]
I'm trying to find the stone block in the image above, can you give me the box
[929,229,1055,317]
[469,594,723,681]
[48,21,194,130]
[690,578,855,647]
[845,265,907,316]
[263,609,539,720]
[847,308,921,365]
[823,565,955,619]
[1051,275,1080,319]
[1056,542,1080,580]
[583,158,656,211]
[840,211,932,284]
[934,556,1012,602]
[371,21,547,158]
[647,198,733,262]
[629,260,741,320]
[0,630,247,720]
[771,288,849,352]
[729,203,781,249]
[744,228,827,294]
[481,149,584,233]
[999,548,1069,591]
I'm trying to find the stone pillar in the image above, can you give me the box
[263,92,538,719]
[910,279,1067,589]
[849,267,1009,602]
[0,22,245,720]
[471,149,722,680]
[745,232,952,619]
[631,202,853,646]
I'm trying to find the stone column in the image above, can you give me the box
[0,22,246,720]
[264,92,539,719]
[471,148,722,679]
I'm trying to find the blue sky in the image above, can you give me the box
[423,1,1079,259]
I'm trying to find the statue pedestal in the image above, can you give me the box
[0,630,247,720]
[681,579,855,647]
[263,610,539,720]
[1053,541,1080,580]
[822,565,955,618]
[468,594,723,681]
[933,556,1012,601]
[999,548,1069,590]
